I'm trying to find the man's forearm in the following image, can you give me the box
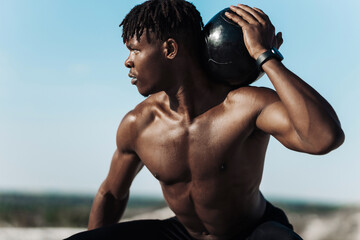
[88,190,129,230]
[263,59,344,151]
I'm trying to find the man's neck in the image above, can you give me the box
[165,67,232,122]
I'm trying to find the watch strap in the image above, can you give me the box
[256,47,283,71]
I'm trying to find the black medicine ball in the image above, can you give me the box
[203,8,264,86]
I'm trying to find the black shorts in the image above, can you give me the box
[65,201,302,240]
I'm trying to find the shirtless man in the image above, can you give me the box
[66,0,344,239]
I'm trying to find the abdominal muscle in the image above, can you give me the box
[161,176,267,240]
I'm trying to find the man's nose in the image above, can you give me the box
[124,56,134,68]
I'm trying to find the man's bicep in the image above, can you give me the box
[102,149,143,200]
[256,101,304,151]
[101,111,143,200]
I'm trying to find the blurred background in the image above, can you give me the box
[1,0,359,239]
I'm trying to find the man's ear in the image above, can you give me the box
[163,38,178,60]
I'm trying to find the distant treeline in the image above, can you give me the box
[1,193,358,239]
[0,192,346,228]
[0,192,166,227]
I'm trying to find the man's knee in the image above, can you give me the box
[247,221,303,240]
[64,220,163,240]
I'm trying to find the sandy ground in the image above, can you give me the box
[0,208,174,240]
[0,227,85,240]
[1,207,360,240]
[290,209,360,240]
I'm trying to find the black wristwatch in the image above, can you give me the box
[256,47,284,71]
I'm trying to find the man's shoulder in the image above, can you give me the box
[228,85,277,99]
[116,92,167,151]
[120,92,168,131]
[226,86,279,107]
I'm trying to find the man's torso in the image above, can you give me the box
[131,86,274,239]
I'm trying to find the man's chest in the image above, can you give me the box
[134,109,256,184]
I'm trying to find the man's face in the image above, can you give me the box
[125,33,167,97]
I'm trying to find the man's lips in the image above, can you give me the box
[128,73,137,85]
[131,78,138,85]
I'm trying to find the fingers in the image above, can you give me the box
[224,11,248,28]
[235,4,267,25]
[276,32,284,49]
[224,4,284,54]
[228,5,259,25]
[253,7,270,22]
[226,4,268,26]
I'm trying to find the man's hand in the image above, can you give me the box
[225,4,283,59]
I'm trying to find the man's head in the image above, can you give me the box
[120,0,204,59]
[120,0,205,97]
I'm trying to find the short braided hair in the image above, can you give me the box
[120,0,204,57]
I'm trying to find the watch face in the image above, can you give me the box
[271,47,284,60]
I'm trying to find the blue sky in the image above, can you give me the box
[0,0,359,204]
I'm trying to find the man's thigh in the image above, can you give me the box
[64,217,194,240]
[246,221,303,240]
